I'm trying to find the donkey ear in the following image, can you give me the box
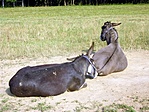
[112,23,121,26]
[67,57,75,61]
[67,56,78,61]
[86,42,94,58]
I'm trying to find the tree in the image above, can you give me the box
[64,0,66,5]
[6,0,16,7]
[2,0,4,8]
[72,0,75,5]
[22,0,24,7]
[1,0,149,7]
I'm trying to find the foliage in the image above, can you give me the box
[6,0,16,2]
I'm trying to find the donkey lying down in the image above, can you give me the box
[93,22,128,76]
[9,43,95,97]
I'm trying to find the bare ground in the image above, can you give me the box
[0,50,149,112]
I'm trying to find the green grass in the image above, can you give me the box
[31,102,54,111]
[103,103,136,112]
[0,96,148,112]
[0,4,149,60]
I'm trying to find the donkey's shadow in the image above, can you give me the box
[6,88,14,96]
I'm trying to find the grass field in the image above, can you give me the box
[0,4,149,60]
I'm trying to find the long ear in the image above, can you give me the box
[112,23,121,27]
[67,57,75,61]
[67,56,77,61]
[86,42,94,58]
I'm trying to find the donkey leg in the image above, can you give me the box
[98,72,104,76]
[68,81,87,92]
[79,82,87,89]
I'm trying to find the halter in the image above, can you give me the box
[101,27,118,41]
[105,27,114,33]
[82,55,98,78]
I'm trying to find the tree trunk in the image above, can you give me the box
[72,0,75,5]
[27,0,29,6]
[2,0,4,8]
[22,0,24,7]
[44,0,47,6]
[64,0,66,6]
[13,2,15,7]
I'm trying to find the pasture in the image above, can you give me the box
[0,5,149,60]
[0,4,149,111]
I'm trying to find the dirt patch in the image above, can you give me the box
[0,50,149,112]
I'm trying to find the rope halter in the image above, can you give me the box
[101,27,118,43]
[82,55,98,79]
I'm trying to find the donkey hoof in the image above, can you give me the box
[98,72,104,76]
[80,83,87,89]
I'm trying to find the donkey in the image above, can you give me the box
[92,21,128,75]
[9,43,94,97]
[67,42,98,79]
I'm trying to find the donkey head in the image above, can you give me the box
[67,42,97,79]
[100,21,121,45]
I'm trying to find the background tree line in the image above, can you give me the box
[1,0,149,7]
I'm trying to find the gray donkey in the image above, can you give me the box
[92,21,128,76]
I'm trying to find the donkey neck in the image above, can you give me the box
[73,57,89,75]
[99,42,118,71]
[103,28,119,70]
[110,28,119,45]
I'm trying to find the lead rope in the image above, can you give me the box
[98,28,118,73]
[98,46,117,73]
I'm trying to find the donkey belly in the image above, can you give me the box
[10,79,68,97]
[37,83,68,96]
[114,53,128,72]
[115,60,128,72]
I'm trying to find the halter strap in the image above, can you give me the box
[102,27,118,42]
[102,27,113,37]
[82,55,97,71]
[105,27,114,33]
[83,55,98,78]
